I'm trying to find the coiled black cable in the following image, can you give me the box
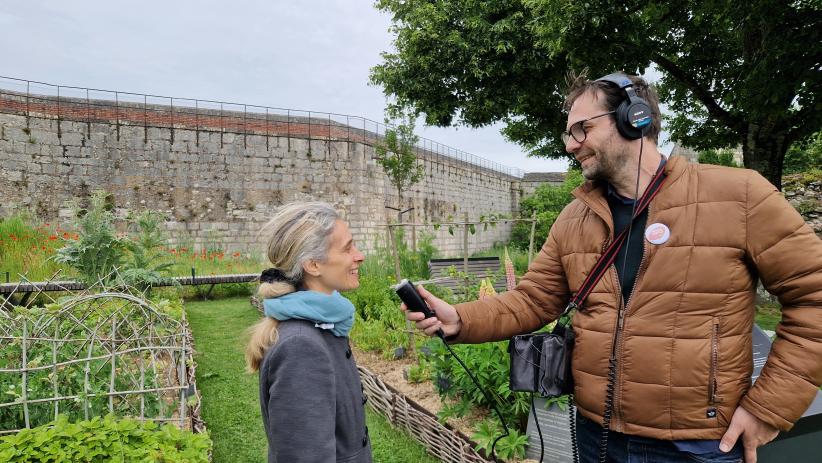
[569,394,579,463]
[599,356,618,462]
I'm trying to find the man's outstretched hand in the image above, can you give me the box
[400,285,462,338]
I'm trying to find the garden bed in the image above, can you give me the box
[354,346,488,440]
[354,346,546,463]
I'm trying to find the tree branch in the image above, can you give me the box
[651,52,746,134]
[785,104,818,147]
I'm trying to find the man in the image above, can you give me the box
[404,72,822,463]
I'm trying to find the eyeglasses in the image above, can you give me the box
[561,111,615,144]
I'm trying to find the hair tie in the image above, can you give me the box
[260,268,290,284]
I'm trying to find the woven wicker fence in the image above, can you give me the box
[0,287,204,438]
[358,365,495,462]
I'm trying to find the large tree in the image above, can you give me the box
[371,0,821,189]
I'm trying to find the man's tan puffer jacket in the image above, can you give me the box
[453,155,822,440]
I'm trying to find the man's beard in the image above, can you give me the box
[581,139,630,184]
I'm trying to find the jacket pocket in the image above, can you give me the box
[708,317,723,404]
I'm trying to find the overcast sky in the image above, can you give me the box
[0,1,671,174]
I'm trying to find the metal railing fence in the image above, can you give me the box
[0,75,524,178]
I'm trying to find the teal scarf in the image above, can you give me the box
[263,290,355,337]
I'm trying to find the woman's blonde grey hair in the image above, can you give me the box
[246,201,341,372]
[259,201,340,293]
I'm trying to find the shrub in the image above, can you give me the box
[784,131,822,175]
[426,337,531,433]
[121,210,177,292]
[347,274,410,354]
[471,245,530,276]
[697,148,741,167]
[510,170,584,250]
[361,228,438,281]
[52,191,125,287]
[0,414,211,463]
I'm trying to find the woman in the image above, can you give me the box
[246,201,371,463]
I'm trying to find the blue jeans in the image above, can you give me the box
[576,412,744,463]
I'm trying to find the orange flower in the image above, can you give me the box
[62,232,70,239]
[49,235,58,241]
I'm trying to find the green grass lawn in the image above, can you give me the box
[755,302,782,332]
[185,297,440,463]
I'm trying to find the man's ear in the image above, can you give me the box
[303,260,321,277]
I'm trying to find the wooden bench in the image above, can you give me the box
[427,256,507,294]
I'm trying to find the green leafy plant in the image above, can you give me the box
[375,113,424,208]
[510,170,584,250]
[347,275,412,355]
[784,131,822,175]
[543,393,571,411]
[52,191,125,287]
[358,228,438,283]
[698,148,741,167]
[0,298,185,432]
[442,265,505,304]
[121,210,177,292]
[395,228,438,280]
[372,0,819,189]
[406,359,430,384]
[471,419,528,461]
[795,199,821,215]
[472,245,531,275]
[0,414,211,462]
[426,336,531,433]
[437,397,474,423]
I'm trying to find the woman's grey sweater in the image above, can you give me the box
[259,319,372,463]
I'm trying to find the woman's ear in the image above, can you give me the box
[302,260,321,277]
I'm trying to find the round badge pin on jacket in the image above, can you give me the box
[645,223,670,245]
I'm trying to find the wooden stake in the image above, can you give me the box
[463,212,469,274]
[387,223,401,282]
[388,222,414,354]
[411,206,417,254]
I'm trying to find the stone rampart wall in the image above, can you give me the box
[0,91,523,257]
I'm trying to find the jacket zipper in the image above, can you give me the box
[610,204,652,432]
[709,318,721,404]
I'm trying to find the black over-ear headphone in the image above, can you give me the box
[595,73,653,140]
